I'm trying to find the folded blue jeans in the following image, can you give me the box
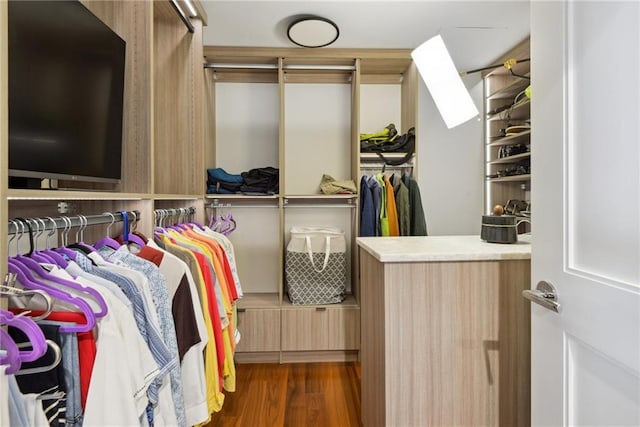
[206,168,243,184]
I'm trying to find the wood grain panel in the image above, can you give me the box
[401,62,418,133]
[360,254,531,426]
[281,308,329,351]
[234,351,280,364]
[154,1,196,194]
[82,0,152,194]
[498,260,531,426]
[189,18,205,195]
[235,308,281,352]
[203,68,216,169]
[360,74,404,85]
[1,1,8,286]
[204,46,412,63]
[280,350,359,363]
[351,61,361,297]
[327,307,360,350]
[360,250,387,427]
[211,70,278,84]
[283,72,352,84]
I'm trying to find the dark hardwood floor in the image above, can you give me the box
[205,362,362,427]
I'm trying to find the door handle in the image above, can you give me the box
[523,280,561,313]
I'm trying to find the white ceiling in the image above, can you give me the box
[200,1,531,71]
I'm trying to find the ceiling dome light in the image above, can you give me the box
[287,16,339,48]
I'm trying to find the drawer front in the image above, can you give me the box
[327,306,360,350]
[235,308,280,352]
[282,306,360,351]
[281,307,329,351]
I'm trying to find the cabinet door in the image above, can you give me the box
[326,306,360,350]
[235,308,280,352]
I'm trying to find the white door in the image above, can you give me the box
[530,1,640,425]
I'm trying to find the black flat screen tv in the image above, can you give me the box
[8,0,126,186]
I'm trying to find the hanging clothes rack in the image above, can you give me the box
[7,210,141,236]
[153,207,197,226]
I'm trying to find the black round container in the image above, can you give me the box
[481,215,518,244]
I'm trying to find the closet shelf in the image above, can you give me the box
[7,189,151,201]
[237,293,280,310]
[360,152,414,161]
[487,152,531,165]
[488,130,531,147]
[486,99,530,121]
[205,194,279,200]
[486,174,531,183]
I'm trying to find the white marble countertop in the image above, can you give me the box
[357,234,531,263]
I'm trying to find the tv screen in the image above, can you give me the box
[8,0,126,185]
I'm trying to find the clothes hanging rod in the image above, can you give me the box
[283,203,356,209]
[204,63,356,71]
[153,207,196,215]
[7,210,141,235]
[360,163,414,169]
[284,64,356,71]
[284,204,356,209]
[169,0,195,33]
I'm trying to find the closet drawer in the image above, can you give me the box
[235,308,280,352]
[281,306,360,351]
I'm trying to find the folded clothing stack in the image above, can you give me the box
[207,167,279,195]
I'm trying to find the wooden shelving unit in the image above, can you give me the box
[484,37,531,214]
[203,46,417,363]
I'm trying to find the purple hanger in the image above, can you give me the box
[13,255,108,318]
[0,328,22,374]
[7,260,97,333]
[54,246,77,261]
[0,309,47,363]
[30,251,55,264]
[189,221,205,231]
[219,213,237,236]
[41,249,69,268]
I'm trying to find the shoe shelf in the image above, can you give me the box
[487,130,531,147]
[486,174,531,183]
[487,152,531,165]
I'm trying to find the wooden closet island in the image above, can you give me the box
[357,235,531,427]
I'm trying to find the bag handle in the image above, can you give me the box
[305,235,331,273]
